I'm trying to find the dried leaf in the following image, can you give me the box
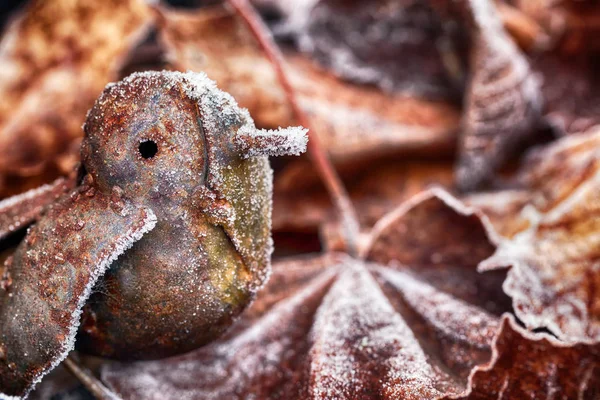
[282,0,462,98]
[156,5,460,165]
[364,188,510,315]
[450,0,542,191]
[441,314,600,400]
[273,160,454,233]
[0,0,152,197]
[101,188,512,399]
[479,129,600,342]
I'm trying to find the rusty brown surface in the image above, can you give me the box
[0,176,74,242]
[76,71,304,360]
[0,0,152,198]
[0,70,306,396]
[0,185,156,398]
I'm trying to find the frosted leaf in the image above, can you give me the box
[440,315,600,400]
[445,0,542,191]
[273,161,455,235]
[155,5,460,167]
[0,188,156,399]
[446,128,600,343]
[276,0,459,98]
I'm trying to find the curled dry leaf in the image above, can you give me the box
[0,0,152,197]
[262,0,541,190]
[155,4,460,165]
[480,128,600,343]
[448,0,542,191]
[367,188,600,398]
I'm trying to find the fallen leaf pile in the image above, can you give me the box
[1,0,600,399]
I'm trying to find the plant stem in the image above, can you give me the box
[63,356,122,400]
[226,0,360,256]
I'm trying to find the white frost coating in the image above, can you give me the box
[376,267,498,347]
[0,394,20,400]
[307,262,449,398]
[1,207,157,400]
[234,125,308,158]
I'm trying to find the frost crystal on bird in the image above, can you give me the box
[0,70,306,399]
[234,126,309,158]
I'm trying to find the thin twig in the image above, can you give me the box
[63,356,122,400]
[226,0,360,256]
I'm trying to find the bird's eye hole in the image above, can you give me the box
[139,140,158,159]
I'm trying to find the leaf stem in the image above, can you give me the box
[226,0,360,256]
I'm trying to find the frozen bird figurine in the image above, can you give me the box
[0,71,308,399]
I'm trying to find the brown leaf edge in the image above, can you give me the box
[362,186,503,258]
[441,314,600,399]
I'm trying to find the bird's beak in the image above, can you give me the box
[233,125,308,158]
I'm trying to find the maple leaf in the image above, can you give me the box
[98,188,600,399]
